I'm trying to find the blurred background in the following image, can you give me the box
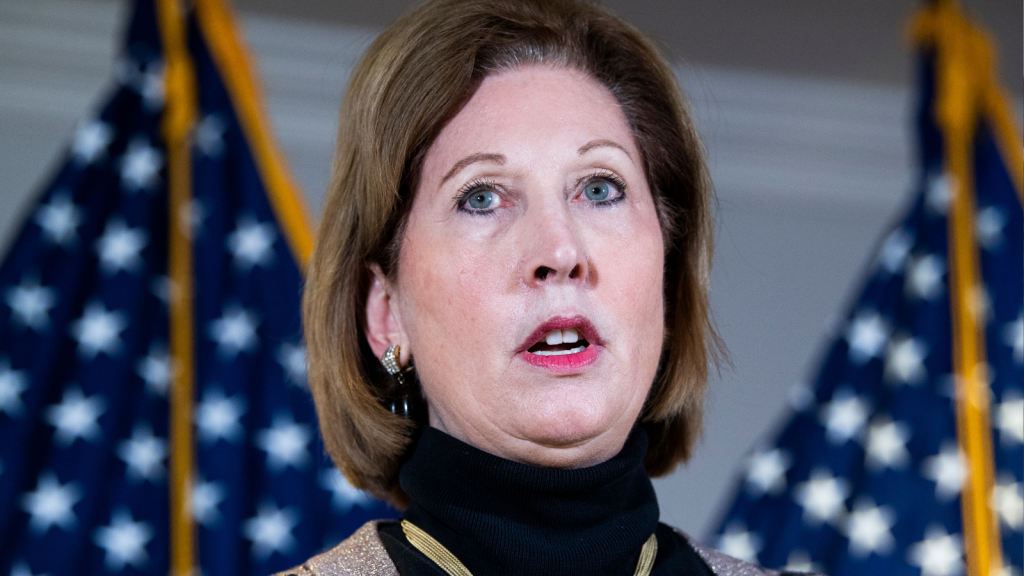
[0,0,1020,539]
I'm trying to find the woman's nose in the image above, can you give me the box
[521,203,590,287]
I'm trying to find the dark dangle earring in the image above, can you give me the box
[381,344,414,418]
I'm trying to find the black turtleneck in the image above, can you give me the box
[377,426,713,576]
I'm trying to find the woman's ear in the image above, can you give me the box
[364,264,411,366]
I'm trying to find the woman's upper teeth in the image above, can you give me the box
[544,328,579,345]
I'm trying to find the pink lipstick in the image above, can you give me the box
[518,316,602,374]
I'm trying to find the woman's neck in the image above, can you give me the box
[398,426,660,575]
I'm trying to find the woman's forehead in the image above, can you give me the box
[420,65,640,183]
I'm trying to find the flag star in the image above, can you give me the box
[120,138,163,192]
[966,284,992,324]
[116,425,166,482]
[139,64,164,110]
[994,391,1023,446]
[96,218,148,275]
[0,358,29,416]
[846,310,889,364]
[925,173,953,214]
[117,57,165,108]
[45,387,105,446]
[226,216,277,271]
[320,468,372,512]
[793,468,850,525]
[93,508,153,571]
[845,498,896,558]
[195,388,246,444]
[905,254,945,301]
[21,472,81,533]
[208,305,260,359]
[150,276,173,304]
[922,442,967,501]
[243,502,300,561]
[34,192,84,248]
[863,415,911,471]
[193,479,226,527]
[907,525,963,576]
[1004,311,1023,364]
[194,114,226,157]
[716,523,762,564]
[782,550,823,573]
[991,473,1023,531]
[884,335,928,386]
[69,301,127,359]
[5,276,58,332]
[71,120,113,164]
[936,373,958,399]
[975,206,1006,249]
[277,343,307,387]
[745,448,791,496]
[255,413,312,472]
[136,345,172,396]
[819,388,870,445]
[878,228,914,274]
[9,560,48,576]
[178,198,207,238]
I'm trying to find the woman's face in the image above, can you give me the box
[369,65,665,468]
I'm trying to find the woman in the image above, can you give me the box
[285,0,808,574]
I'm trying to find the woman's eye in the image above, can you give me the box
[583,181,611,201]
[465,189,498,211]
[455,181,506,214]
[582,179,623,203]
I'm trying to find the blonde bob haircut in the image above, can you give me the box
[304,0,722,506]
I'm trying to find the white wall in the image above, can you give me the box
[0,0,959,539]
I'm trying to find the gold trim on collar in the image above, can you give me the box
[400,519,658,576]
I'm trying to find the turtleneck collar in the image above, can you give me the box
[399,426,660,575]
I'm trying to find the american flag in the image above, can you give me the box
[0,1,394,575]
[710,4,1023,576]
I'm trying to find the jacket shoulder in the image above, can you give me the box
[675,528,824,576]
[271,520,399,576]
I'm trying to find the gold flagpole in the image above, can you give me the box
[154,0,197,574]
[910,1,1022,574]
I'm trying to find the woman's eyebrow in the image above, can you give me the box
[577,139,631,160]
[441,152,506,183]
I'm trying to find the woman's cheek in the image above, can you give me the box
[408,241,496,347]
[617,221,665,353]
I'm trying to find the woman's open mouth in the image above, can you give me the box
[520,317,601,372]
[527,327,589,356]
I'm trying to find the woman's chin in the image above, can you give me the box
[504,408,632,468]
[511,434,625,470]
